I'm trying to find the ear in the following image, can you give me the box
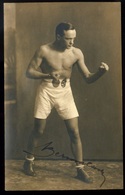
[57,34,61,40]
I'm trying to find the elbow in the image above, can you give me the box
[84,74,93,84]
[26,70,29,78]
[85,78,92,84]
[26,69,32,78]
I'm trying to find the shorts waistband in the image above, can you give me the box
[42,78,70,83]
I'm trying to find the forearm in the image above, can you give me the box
[50,69,71,79]
[85,68,106,84]
[26,68,51,79]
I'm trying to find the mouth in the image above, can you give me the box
[68,45,72,48]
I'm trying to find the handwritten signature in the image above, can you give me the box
[23,141,106,187]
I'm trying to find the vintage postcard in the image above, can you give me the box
[4,2,123,190]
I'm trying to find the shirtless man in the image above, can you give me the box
[23,22,109,183]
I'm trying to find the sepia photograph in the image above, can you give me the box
[4,2,123,190]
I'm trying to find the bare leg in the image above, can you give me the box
[23,118,46,176]
[26,118,46,159]
[64,117,93,183]
[64,117,83,165]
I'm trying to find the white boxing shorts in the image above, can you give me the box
[34,79,79,120]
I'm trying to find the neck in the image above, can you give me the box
[53,40,66,52]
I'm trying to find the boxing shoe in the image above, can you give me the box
[76,165,93,183]
[23,159,36,177]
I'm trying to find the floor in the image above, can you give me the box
[5,160,123,191]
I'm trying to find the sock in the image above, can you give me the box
[76,164,85,169]
[26,156,35,161]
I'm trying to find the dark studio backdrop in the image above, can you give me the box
[4,2,122,161]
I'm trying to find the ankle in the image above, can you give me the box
[25,156,35,161]
[76,164,85,170]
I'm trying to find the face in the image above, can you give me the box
[58,29,76,49]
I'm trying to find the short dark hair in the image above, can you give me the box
[55,22,75,37]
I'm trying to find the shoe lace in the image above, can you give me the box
[76,164,85,169]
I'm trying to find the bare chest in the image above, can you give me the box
[43,49,77,70]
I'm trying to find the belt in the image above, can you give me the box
[43,78,69,88]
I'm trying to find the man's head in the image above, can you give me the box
[56,22,75,37]
[55,22,76,49]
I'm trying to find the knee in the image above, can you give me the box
[69,128,80,142]
[37,126,44,136]
[33,126,44,137]
[34,119,46,137]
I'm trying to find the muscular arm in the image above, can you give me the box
[26,46,51,79]
[76,49,109,84]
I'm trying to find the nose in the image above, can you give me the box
[70,39,74,45]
